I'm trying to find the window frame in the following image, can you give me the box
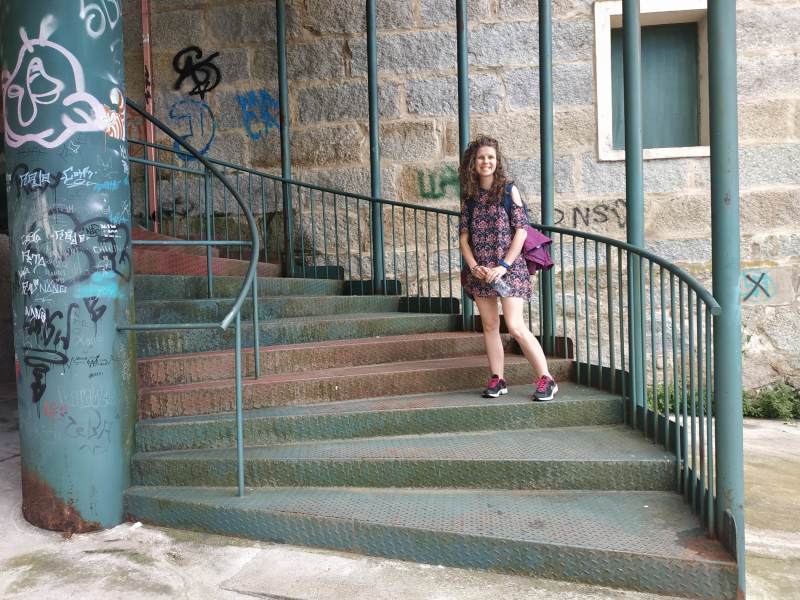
[594,0,710,161]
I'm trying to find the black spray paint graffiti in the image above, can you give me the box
[237,89,280,140]
[554,199,627,229]
[742,272,774,302]
[173,46,221,100]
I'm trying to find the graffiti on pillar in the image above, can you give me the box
[101,88,125,141]
[416,166,459,199]
[78,0,121,40]
[173,46,221,100]
[741,270,776,303]
[169,98,216,160]
[2,16,106,149]
[237,89,280,140]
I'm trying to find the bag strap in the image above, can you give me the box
[502,183,530,228]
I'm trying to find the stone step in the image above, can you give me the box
[135,312,460,358]
[124,486,736,598]
[137,333,507,387]
[135,294,403,324]
[131,425,675,490]
[135,382,623,452]
[132,225,220,257]
[138,355,573,419]
[133,248,281,277]
[134,275,346,301]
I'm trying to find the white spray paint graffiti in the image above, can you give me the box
[79,0,120,40]
[2,16,106,149]
[102,87,125,141]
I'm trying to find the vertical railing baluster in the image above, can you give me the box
[660,267,668,450]
[298,186,306,276]
[183,168,190,240]
[697,295,705,518]
[356,196,364,286]
[403,207,410,310]
[572,236,580,383]
[310,188,319,277]
[223,172,230,255]
[321,191,329,273]
[560,233,566,358]
[606,244,615,394]
[425,212,431,311]
[671,274,681,486]
[391,205,398,286]
[649,260,657,442]
[619,249,626,416]
[234,312,245,498]
[583,240,590,386]
[252,275,260,379]
[595,240,601,387]
[261,177,268,263]
[688,290,696,507]
[170,169,176,236]
[334,193,341,276]
[436,214,442,304]
[344,195,352,282]
[414,210,421,303]
[679,282,688,497]
[204,169,214,298]
[705,308,715,537]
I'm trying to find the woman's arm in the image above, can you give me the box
[459,231,488,281]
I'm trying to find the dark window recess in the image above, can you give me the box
[611,22,700,150]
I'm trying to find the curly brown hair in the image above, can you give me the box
[458,135,511,207]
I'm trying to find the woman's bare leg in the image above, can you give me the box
[474,296,505,377]
[500,296,551,379]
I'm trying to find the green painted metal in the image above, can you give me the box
[456,0,474,331]
[538,0,555,355]
[367,0,385,293]
[2,1,137,530]
[611,23,700,150]
[708,0,745,591]
[622,0,646,423]
[276,0,294,278]
[125,486,737,599]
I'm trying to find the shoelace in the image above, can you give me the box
[535,376,551,393]
[488,375,501,387]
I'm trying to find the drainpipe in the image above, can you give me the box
[276,0,294,277]
[367,0,385,294]
[141,0,159,231]
[456,0,473,330]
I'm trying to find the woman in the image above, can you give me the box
[458,135,558,401]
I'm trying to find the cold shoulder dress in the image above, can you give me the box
[460,187,532,300]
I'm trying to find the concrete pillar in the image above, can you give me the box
[1,1,137,531]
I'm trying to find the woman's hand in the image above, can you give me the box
[471,265,490,281]
[484,265,508,283]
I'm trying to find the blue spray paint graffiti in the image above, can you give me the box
[236,89,280,141]
[168,98,216,160]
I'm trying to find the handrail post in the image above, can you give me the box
[708,0,744,590]
[276,0,294,277]
[367,0,385,293]
[204,168,214,298]
[538,0,555,355]
[456,0,474,330]
[622,0,646,420]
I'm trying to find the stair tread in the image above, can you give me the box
[141,354,560,393]
[138,332,487,364]
[136,294,403,304]
[136,424,673,463]
[125,486,732,565]
[143,381,614,426]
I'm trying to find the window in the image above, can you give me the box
[595,0,710,161]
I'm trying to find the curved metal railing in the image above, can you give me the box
[122,98,259,497]
[125,127,722,538]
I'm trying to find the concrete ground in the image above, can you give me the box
[0,384,797,599]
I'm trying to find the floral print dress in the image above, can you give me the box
[460,188,532,299]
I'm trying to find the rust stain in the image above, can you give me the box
[21,467,101,534]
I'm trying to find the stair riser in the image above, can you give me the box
[135,296,402,324]
[138,336,504,386]
[131,458,675,490]
[136,315,460,358]
[138,361,573,419]
[135,398,623,452]
[134,276,345,301]
[124,492,736,599]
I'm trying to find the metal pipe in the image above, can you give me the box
[538,0,555,354]
[708,0,745,589]
[276,0,294,277]
[141,0,159,231]
[367,0,385,293]
[622,0,646,417]
[456,0,474,330]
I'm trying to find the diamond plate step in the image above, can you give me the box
[135,294,403,324]
[137,333,507,387]
[123,486,736,598]
[135,382,623,452]
[135,312,460,358]
[132,425,674,490]
[138,355,574,418]
[134,274,346,301]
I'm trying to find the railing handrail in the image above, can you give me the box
[125,97,259,331]
[127,134,721,314]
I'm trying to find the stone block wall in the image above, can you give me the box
[108,0,796,388]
